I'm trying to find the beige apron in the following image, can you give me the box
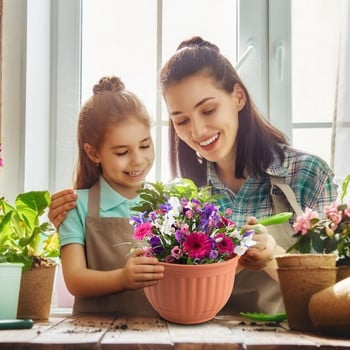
[220,176,303,315]
[73,181,157,316]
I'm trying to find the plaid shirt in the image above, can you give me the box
[208,144,338,228]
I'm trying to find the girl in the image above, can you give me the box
[59,76,164,315]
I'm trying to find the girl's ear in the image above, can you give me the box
[84,143,100,164]
[232,83,247,111]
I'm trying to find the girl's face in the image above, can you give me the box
[164,73,246,167]
[86,117,154,198]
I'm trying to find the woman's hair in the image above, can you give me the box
[160,36,289,186]
[74,76,151,189]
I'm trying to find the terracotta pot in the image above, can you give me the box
[276,254,337,332]
[309,277,350,336]
[17,264,56,320]
[144,256,239,324]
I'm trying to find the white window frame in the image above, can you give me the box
[1,0,294,199]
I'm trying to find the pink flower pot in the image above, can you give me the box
[144,256,239,324]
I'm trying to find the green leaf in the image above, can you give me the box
[240,312,287,322]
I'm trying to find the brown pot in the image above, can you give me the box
[276,254,337,332]
[17,264,56,320]
[336,265,350,282]
[309,277,350,336]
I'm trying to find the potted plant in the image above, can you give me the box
[287,173,350,277]
[130,178,291,324]
[0,190,59,320]
[275,173,350,332]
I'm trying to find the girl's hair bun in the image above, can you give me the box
[93,76,125,95]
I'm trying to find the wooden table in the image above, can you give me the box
[0,311,350,349]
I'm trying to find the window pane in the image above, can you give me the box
[81,0,238,181]
[292,128,332,165]
[81,0,157,117]
[291,0,341,124]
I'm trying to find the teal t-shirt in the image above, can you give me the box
[59,176,141,247]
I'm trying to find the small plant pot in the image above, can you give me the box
[17,263,56,320]
[276,254,337,332]
[0,263,23,319]
[144,256,239,324]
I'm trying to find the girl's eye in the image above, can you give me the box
[140,144,151,149]
[116,151,127,156]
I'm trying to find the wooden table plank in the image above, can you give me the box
[0,317,63,350]
[28,314,114,350]
[167,317,243,350]
[101,317,173,350]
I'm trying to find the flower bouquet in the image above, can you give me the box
[130,178,256,265]
[130,178,292,324]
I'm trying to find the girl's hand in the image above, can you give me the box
[48,189,78,229]
[122,248,164,290]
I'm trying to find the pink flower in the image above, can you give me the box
[225,208,232,216]
[183,232,212,259]
[293,207,319,235]
[171,246,183,259]
[324,202,343,230]
[214,233,234,254]
[133,222,153,240]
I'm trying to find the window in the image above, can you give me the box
[1,0,346,199]
[81,0,238,182]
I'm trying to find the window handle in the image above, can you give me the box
[274,40,285,81]
[235,41,255,69]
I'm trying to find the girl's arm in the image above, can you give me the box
[61,244,164,297]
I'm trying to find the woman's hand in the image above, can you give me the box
[122,248,165,290]
[239,216,276,271]
[48,189,78,229]
[238,216,285,281]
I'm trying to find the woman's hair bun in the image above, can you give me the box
[93,76,125,95]
[176,36,219,52]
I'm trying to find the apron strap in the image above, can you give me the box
[270,176,303,216]
[88,180,101,217]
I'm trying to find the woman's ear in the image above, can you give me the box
[84,143,100,164]
[232,83,247,112]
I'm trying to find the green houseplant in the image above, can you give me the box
[0,190,59,320]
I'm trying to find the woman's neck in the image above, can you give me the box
[215,162,246,193]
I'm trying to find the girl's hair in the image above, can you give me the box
[160,36,289,186]
[74,76,151,189]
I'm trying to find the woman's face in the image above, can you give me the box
[85,117,154,198]
[164,73,245,167]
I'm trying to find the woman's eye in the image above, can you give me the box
[175,119,188,126]
[140,144,151,149]
[203,109,215,116]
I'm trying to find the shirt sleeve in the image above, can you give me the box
[59,190,88,247]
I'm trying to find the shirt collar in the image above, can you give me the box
[207,144,290,182]
[99,176,140,212]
